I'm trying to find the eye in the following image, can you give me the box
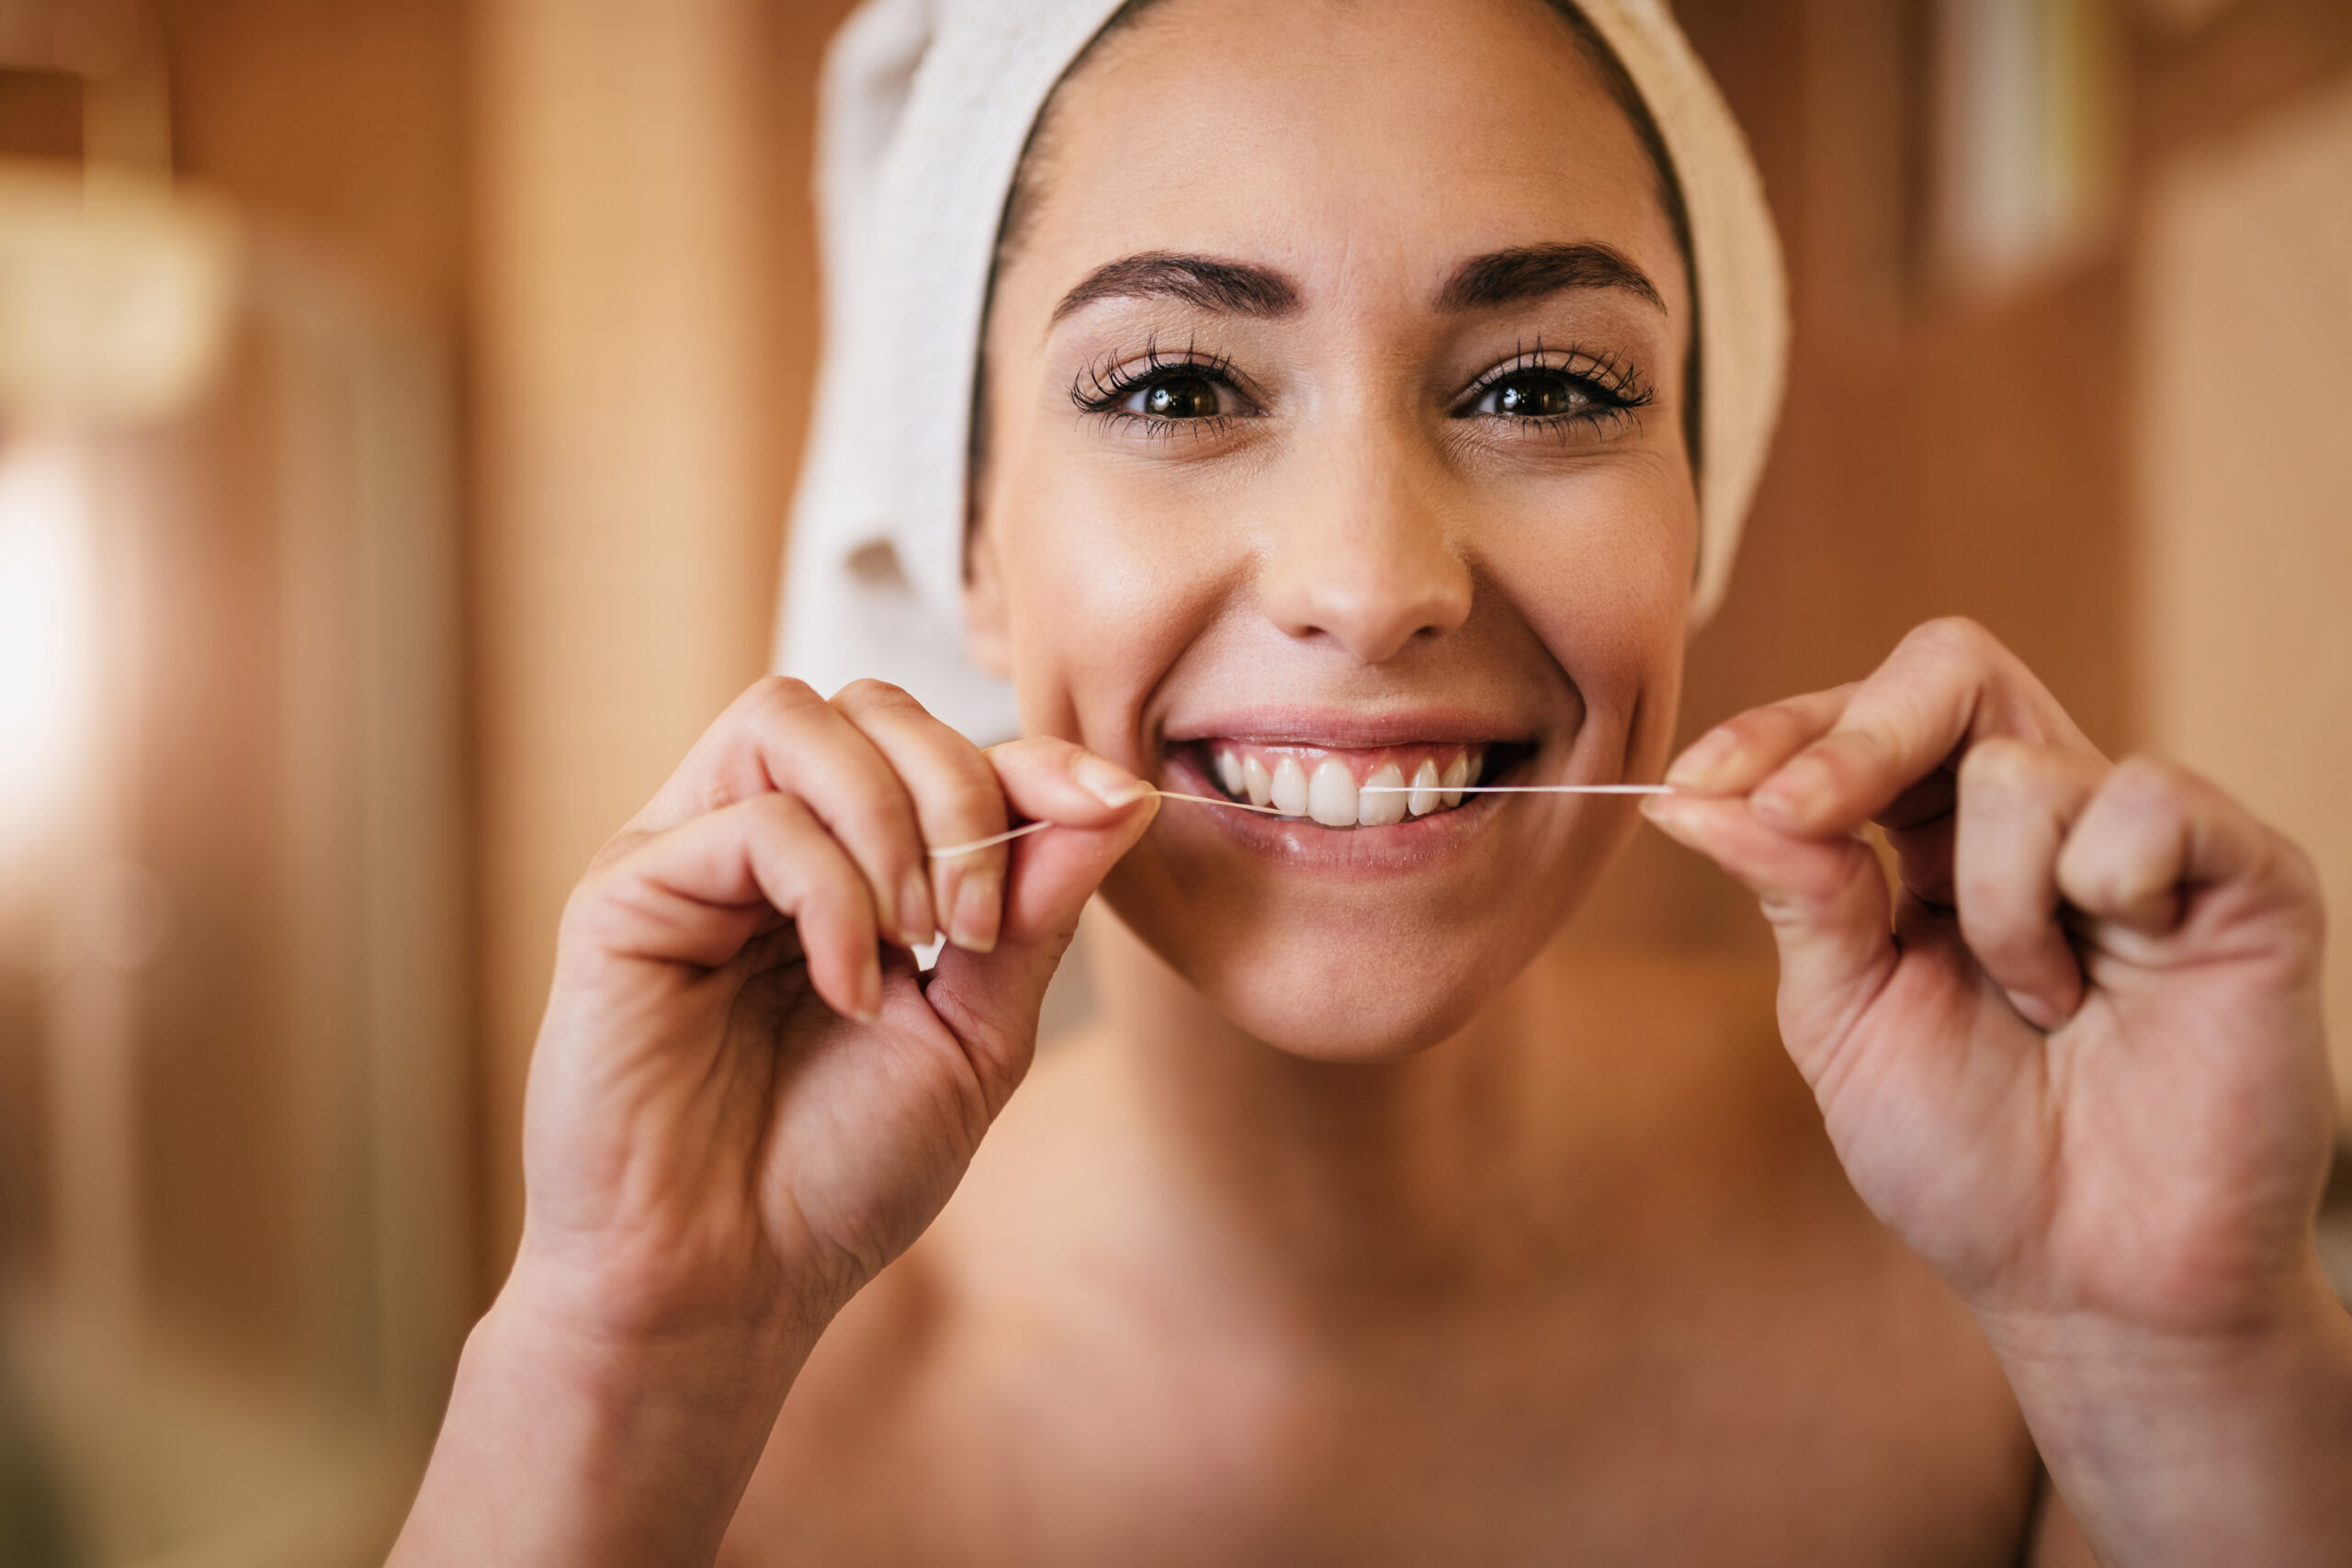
[1475,369,1595,420]
[1129,374,1224,420]
[1071,344,1252,433]
[1453,344,1654,435]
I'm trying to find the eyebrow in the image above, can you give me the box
[1050,251,1304,325]
[1436,243,1665,314]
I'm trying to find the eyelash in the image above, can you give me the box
[1453,340,1654,437]
[1069,338,1250,440]
[1067,336,1656,441]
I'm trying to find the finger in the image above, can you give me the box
[1641,791,1896,1087]
[1748,618,2097,839]
[1664,683,1855,795]
[923,739,1158,1111]
[633,677,929,947]
[831,679,1007,954]
[1954,739,2109,1030]
[571,793,882,1022]
[2057,757,2321,949]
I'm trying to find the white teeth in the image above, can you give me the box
[1358,763,1408,827]
[1307,761,1359,827]
[1242,755,1273,807]
[1216,749,1246,797]
[1440,753,1468,807]
[1217,747,1488,825]
[1408,759,1442,816]
[1270,756,1309,817]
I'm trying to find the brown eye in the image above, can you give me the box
[1136,376,1222,419]
[1489,372,1591,419]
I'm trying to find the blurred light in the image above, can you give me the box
[0,164,239,425]
[1936,0,2120,291]
[0,436,96,857]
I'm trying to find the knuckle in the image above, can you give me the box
[1958,736,2037,795]
[557,860,645,952]
[728,677,830,751]
[1743,702,1815,746]
[1907,615,1995,660]
[2105,753,2189,812]
[936,776,1009,829]
[831,677,921,714]
[2276,834,2325,907]
[743,674,822,718]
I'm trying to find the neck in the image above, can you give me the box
[1083,906,1739,1314]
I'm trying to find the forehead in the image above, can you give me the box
[1008,0,1683,319]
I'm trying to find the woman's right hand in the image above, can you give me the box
[514,674,1154,1359]
[392,677,1155,1567]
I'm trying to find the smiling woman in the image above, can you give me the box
[389,3,2352,1565]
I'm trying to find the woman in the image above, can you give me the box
[391,0,2352,1562]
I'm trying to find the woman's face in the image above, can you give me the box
[968,0,1696,1059]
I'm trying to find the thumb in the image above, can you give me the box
[922,739,1158,1101]
[1642,792,1899,1083]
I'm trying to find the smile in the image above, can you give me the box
[1197,741,1500,828]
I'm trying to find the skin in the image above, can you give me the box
[389,1,2352,1564]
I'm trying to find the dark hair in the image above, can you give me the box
[967,0,1702,539]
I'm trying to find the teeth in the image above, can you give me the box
[1359,763,1408,827]
[1270,756,1309,817]
[1209,745,1490,825]
[1408,759,1442,816]
[1216,749,1246,797]
[1307,761,1359,827]
[1440,753,1468,808]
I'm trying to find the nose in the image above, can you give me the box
[1257,433,1473,665]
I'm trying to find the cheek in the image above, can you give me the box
[992,463,1236,766]
[1483,457,1696,749]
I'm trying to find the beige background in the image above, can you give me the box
[2136,77,2352,1093]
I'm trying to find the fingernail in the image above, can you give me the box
[1665,728,1737,790]
[855,963,883,1025]
[899,870,934,947]
[950,873,999,953]
[1072,752,1155,809]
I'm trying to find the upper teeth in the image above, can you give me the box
[1242,754,1273,807]
[1216,750,1246,796]
[1209,746,1487,828]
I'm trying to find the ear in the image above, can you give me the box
[963,521,1013,680]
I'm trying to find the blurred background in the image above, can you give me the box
[0,0,2344,1561]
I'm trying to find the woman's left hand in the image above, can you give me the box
[1644,616,2352,1565]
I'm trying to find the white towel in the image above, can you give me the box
[776,0,1788,742]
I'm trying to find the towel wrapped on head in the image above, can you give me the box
[776,0,1789,742]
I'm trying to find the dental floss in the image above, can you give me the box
[925,784,1673,860]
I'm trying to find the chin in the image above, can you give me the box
[1119,892,1562,1063]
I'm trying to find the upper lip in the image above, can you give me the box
[1160,706,1533,750]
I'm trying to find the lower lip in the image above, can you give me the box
[1158,749,1505,874]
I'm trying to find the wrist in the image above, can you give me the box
[1973,1252,2346,1400]
[494,1242,825,1399]
[1977,1260,2352,1567]
[389,1269,823,1568]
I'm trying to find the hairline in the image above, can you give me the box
[967,0,1702,541]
